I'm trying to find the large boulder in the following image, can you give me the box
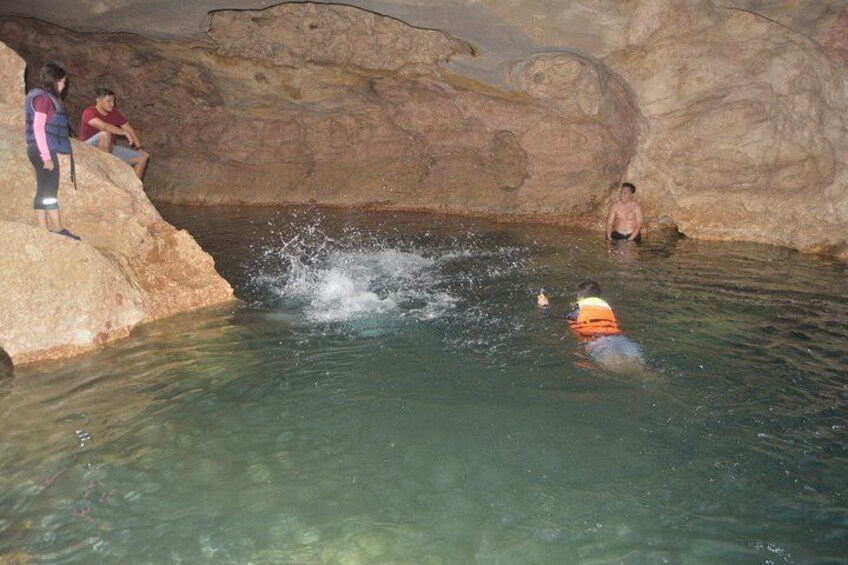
[0,42,233,366]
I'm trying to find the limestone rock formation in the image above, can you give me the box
[0,1,847,258]
[0,7,639,218]
[820,6,848,68]
[0,42,233,366]
[0,347,13,377]
[210,3,472,70]
[606,0,848,255]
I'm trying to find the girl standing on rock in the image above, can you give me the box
[24,62,80,240]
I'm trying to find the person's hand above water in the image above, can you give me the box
[536,290,549,308]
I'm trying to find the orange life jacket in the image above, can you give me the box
[568,297,622,339]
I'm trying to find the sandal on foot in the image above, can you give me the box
[57,229,81,241]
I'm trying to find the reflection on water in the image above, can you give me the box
[1,205,846,564]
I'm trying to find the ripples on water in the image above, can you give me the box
[1,205,846,564]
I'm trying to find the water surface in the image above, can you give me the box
[1,206,846,564]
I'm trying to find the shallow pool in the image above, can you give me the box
[1,206,846,564]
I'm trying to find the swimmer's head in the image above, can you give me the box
[576,280,602,300]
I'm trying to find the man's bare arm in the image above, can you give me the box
[120,123,142,148]
[87,116,130,140]
[629,204,644,241]
[606,203,618,240]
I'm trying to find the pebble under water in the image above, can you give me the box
[1,205,846,564]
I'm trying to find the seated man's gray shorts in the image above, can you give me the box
[84,133,142,163]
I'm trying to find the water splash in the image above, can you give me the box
[252,221,458,324]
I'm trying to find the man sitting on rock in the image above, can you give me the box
[80,87,149,180]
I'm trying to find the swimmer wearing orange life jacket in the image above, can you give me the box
[537,280,622,340]
[538,280,649,375]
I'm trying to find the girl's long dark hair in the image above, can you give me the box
[40,63,66,95]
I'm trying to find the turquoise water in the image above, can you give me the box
[1,206,846,564]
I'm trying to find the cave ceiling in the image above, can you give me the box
[1,0,844,83]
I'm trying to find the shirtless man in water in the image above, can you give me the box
[606,182,643,242]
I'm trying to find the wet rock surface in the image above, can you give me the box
[0,42,233,365]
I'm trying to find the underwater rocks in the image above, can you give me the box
[0,43,233,366]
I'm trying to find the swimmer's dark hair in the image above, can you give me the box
[622,182,636,194]
[40,63,66,95]
[95,87,116,99]
[576,280,602,299]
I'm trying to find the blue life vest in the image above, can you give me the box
[25,88,71,155]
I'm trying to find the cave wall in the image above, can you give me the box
[1,1,847,257]
[607,0,848,254]
[0,6,639,220]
